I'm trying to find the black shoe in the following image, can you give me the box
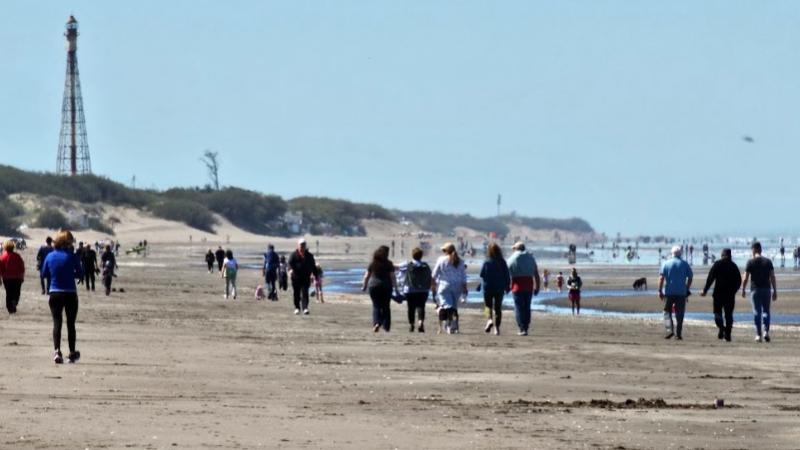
[676,335,683,341]
[409,324,415,332]
[664,333,674,339]
[418,324,425,333]
[718,330,724,340]
[724,334,731,342]
[764,334,771,343]
[68,351,81,364]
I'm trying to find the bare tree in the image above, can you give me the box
[200,150,220,190]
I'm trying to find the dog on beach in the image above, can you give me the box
[632,277,647,291]
[255,285,265,300]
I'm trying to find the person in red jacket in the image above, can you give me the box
[0,240,26,314]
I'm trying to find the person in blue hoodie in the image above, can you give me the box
[41,230,84,364]
[479,242,510,335]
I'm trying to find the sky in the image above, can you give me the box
[1,1,799,237]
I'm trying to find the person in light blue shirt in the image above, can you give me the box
[658,246,693,340]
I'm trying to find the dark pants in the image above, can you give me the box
[49,292,79,353]
[713,295,735,339]
[266,270,278,300]
[292,279,310,310]
[483,290,504,327]
[369,285,392,331]
[3,278,23,314]
[103,274,113,295]
[405,291,428,325]
[216,258,224,272]
[83,271,95,291]
[664,296,687,337]
[206,261,214,272]
[513,291,533,332]
[39,272,49,294]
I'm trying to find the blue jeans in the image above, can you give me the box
[513,291,533,332]
[750,288,771,336]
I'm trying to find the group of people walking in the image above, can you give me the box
[660,242,778,342]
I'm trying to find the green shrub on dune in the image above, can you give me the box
[150,199,218,233]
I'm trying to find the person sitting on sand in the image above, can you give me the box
[700,248,741,342]
[222,250,239,300]
[507,243,540,336]
[742,242,777,343]
[432,243,467,334]
[567,268,582,316]
[205,249,215,273]
[479,242,510,335]
[362,246,397,332]
[658,246,693,340]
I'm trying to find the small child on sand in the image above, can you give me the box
[312,264,324,303]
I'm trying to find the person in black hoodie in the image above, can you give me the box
[288,239,317,315]
[700,248,741,341]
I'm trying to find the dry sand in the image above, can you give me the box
[1,241,800,449]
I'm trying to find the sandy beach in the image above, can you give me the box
[1,239,800,449]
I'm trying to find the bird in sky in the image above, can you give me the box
[742,135,755,143]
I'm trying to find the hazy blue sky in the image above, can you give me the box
[2,1,798,236]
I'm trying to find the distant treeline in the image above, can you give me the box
[0,165,594,237]
[398,211,594,237]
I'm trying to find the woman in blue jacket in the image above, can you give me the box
[42,230,84,364]
[479,242,510,335]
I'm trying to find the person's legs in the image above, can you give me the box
[291,280,302,310]
[3,280,14,314]
[512,291,525,332]
[64,293,79,354]
[40,274,46,294]
[84,271,90,291]
[230,277,237,299]
[521,291,532,332]
[762,291,771,337]
[382,297,392,331]
[300,282,310,311]
[713,296,725,337]
[48,294,65,351]
[750,290,765,337]
[407,296,416,327]
[723,297,735,341]
[492,291,503,329]
[89,272,95,292]
[673,296,686,338]
[225,277,231,298]
[663,297,675,337]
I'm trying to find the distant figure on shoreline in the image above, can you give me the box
[1,240,25,314]
[742,242,777,343]
[101,244,117,296]
[658,246,693,340]
[567,268,582,315]
[542,269,550,292]
[205,249,215,273]
[222,250,238,300]
[36,237,54,295]
[700,248,741,342]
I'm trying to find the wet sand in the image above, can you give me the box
[1,243,799,449]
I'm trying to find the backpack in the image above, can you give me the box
[406,262,432,292]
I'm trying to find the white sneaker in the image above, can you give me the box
[294,309,300,315]
[303,309,310,315]
[224,295,228,299]
[755,335,762,343]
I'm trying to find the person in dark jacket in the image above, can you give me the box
[36,236,53,294]
[101,245,118,296]
[700,248,741,342]
[262,244,280,301]
[204,249,215,273]
[42,230,84,364]
[288,239,317,315]
[80,244,99,292]
[479,242,510,335]
[214,246,226,272]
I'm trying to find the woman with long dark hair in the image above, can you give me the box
[362,245,397,332]
[479,242,510,335]
[42,230,84,364]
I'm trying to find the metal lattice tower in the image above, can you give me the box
[57,15,91,176]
